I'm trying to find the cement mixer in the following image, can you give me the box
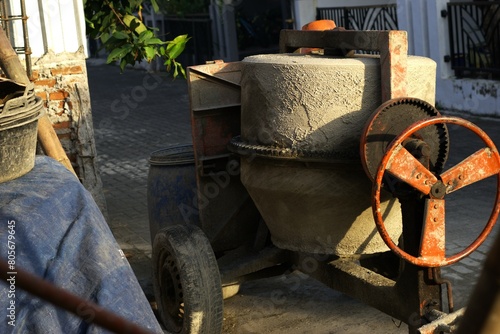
[148,29,500,333]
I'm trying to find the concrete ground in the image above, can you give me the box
[87,60,500,333]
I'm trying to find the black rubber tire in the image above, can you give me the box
[152,224,223,334]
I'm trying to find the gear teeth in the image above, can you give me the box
[228,136,358,162]
[361,97,451,180]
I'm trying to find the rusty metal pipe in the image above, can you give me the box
[0,259,154,334]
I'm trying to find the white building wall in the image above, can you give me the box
[8,0,87,58]
[398,0,500,115]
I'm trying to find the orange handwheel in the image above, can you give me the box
[373,116,500,267]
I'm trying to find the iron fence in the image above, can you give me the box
[316,4,398,31]
[163,15,214,67]
[446,2,500,79]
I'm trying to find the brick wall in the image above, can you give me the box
[31,49,107,214]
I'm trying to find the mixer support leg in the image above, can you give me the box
[396,196,443,333]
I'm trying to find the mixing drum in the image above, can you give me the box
[232,53,437,255]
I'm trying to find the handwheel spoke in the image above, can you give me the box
[441,148,500,194]
[371,114,500,268]
[386,144,438,195]
[420,198,446,261]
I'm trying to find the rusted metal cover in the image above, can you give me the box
[187,62,261,253]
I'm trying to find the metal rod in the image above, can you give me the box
[0,0,11,39]
[19,0,31,79]
[431,268,454,313]
[0,259,154,334]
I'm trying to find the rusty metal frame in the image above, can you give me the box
[279,29,408,102]
[187,61,263,254]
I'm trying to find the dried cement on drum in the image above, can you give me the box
[239,53,436,255]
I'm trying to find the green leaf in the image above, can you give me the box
[165,35,190,60]
[145,37,163,45]
[150,0,160,13]
[173,62,179,78]
[101,13,113,30]
[123,14,147,34]
[85,18,95,29]
[112,31,129,40]
[84,0,187,77]
[144,46,156,61]
[100,32,110,44]
[120,58,128,72]
[179,64,186,78]
[138,30,154,43]
[164,58,172,71]
[106,44,132,63]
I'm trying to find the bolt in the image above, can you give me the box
[458,175,463,180]
[434,204,438,209]
[416,173,422,179]
[433,217,438,222]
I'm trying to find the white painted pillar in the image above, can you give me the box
[426,0,454,80]
[293,0,318,29]
[397,0,453,80]
[209,1,238,61]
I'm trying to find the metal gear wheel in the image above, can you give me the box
[360,97,450,181]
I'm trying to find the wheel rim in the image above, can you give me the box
[373,116,500,267]
[158,249,184,332]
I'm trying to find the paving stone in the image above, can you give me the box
[450,265,475,275]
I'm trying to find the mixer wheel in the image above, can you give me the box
[152,224,223,333]
[372,116,500,267]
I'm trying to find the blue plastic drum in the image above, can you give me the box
[147,144,200,244]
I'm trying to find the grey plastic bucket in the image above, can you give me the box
[0,80,43,183]
[147,144,200,243]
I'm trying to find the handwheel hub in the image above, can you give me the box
[430,181,447,199]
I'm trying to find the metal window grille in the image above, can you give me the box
[316,5,398,55]
[0,0,32,79]
[316,4,398,31]
[446,1,500,79]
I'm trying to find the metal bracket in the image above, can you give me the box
[279,29,408,102]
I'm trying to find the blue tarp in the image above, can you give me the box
[0,156,163,333]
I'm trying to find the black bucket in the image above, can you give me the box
[0,80,43,183]
[147,144,200,243]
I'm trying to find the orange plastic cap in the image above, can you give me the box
[301,19,336,31]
